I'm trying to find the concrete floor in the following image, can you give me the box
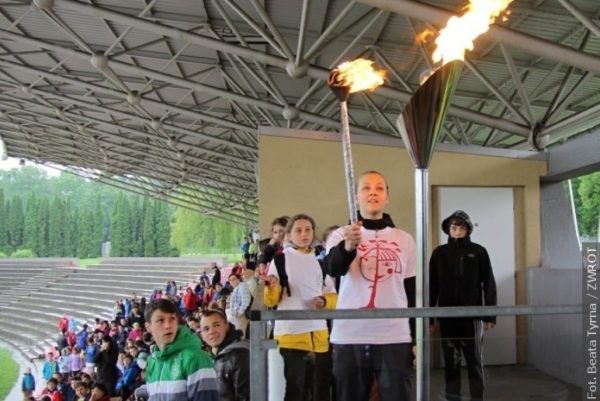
[429,365,581,401]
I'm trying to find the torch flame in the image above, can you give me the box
[432,0,513,65]
[330,58,386,93]
[416,29,435,45]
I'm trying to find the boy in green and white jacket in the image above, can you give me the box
[144,299,218,401]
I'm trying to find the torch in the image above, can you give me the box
[397,1,513,400]
[328,59,385,224]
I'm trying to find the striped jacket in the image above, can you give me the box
[146,326,218,401]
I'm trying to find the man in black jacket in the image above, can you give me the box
[429,210,497,401]
[200,310,249,401]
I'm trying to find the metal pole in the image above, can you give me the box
[249,320,268,401]
[340,100,358,224]
[415,168,430,401]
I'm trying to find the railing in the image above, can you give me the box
[248,296,582,401]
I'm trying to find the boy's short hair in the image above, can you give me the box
[91,382,108,394]
[74,382,88,390]
[200,309,227,323]
[47,378,58,386]
[144,299,180,323]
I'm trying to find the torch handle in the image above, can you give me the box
[340,101,358,225]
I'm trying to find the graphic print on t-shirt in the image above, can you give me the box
[358,238,403,308]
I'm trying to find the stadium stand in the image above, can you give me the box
[0,258,224,361]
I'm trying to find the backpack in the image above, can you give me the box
[244,294,255,319]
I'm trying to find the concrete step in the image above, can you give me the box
[15,297,114,314]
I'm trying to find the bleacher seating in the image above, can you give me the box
[0,257,224,361]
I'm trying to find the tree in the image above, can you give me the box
[155,201,171,256]
[171,206,247,254]
[0,189,7,253]
[68,204,79,257]
[23,193,39,253]
[577,172,600,238]
[143,199,156,256]
[130,197,144,256]
[77,205,94,258]
[48,196,67,256]
[37,197,50,257]
[110,193,133,256]
[7,195,24,252]
[93,196,103,257]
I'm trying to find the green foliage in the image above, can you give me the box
[0,252,7,258]
[0,347,19,401]
[171,207,247,255]
[48,196,67,256]
[7,195,24,251]
[143,199,156,256]
[37,197,50,257]
[79,258,100,267]
[0,189,7,252]
[155,201,171,256]
[110,193,132,256]
[11,248,36,258]
[575,171,600,238]
[1,165,247,256]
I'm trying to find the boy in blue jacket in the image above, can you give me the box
[42,352,58,382]
[22,367,36,400]
[115,353,140,401]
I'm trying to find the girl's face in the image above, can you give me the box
[272,224,286,242]
[289,219,314,250]
[357,172,389,219]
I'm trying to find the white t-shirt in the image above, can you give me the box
[268,247,330,335]
[326,225,416,344]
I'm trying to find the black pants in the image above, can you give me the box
[279,348,332,401]
[332,343,413,401]
[440,320,485,401]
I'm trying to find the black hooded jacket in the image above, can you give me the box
[212,325,250,401]
[429,236,497,324]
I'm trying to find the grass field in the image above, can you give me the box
[0,347,19,401]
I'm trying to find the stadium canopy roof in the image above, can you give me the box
[0,0,599,225]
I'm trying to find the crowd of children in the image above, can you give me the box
[22,260,258,401]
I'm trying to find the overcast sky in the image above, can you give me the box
[0,157,60,176]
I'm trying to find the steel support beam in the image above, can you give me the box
[557,0,600,39]
[46,0,531,137]
[0,57,257,154]
[354,0,600,75]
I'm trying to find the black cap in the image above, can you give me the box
[442,210,473,235]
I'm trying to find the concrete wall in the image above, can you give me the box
[258,128,546,270]
[527,268,583,387]
[540,181,581,269]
